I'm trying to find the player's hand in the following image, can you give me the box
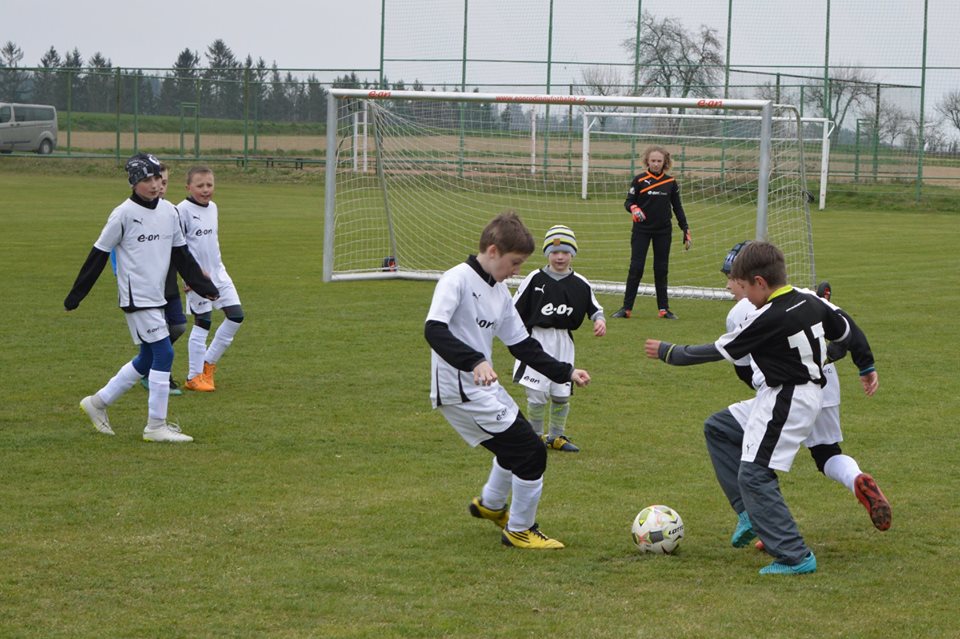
[860,370,878,396]
[473,360,498,386]
[593,318,607,337]
[683,229,692,250]
[630,205,646,223]
[644,339,662,359]
[571,368,590,386]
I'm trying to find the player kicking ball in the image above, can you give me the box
[644,241,879,575]
[425,211,591,549]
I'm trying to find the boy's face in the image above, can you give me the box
[737,275,771,308]
[646,151,665,174]
[482,245,529,283]
[187,171,215,205]
[547,249,573,273]
[133,175,163,201]
[158,170,169,199]
[726,275,746,301]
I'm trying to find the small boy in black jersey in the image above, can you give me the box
[643,241,879,575]
[512,225,606,452]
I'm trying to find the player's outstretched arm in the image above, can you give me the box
[644,339,724,365]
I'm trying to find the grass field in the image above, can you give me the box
[1,163,959,638]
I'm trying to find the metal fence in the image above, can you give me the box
[1,0,958,201]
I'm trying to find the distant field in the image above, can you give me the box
[0,164,958,637]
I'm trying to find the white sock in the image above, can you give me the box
[526,401,546,436]
[98,362,143,405]
[147,369,171,422]
[506,475,543,532]
[480,458,512,510]
[548,400,570,438]
[205,319,241,365]
[188,325,209,379]
[824,454,862,493]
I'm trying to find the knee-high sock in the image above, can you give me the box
[823,454,862,493]
[506,475,543,532]
[526,401,546,436]
[205,319,241,364]
[548,399,570,437]
[188,325,209,379]
[97,361,143,406]
[147,369,171,421]
[481,458,512,510]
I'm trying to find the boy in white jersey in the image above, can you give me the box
[644,242,879,575]
[512,225,606,452]
[65,153,219,443]
[177,166,244,392]
[704,242,891,555]
[425,212,591,550]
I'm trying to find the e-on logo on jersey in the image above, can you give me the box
[540,302,574,317]
[137,232,173,242]
[476,317,497,329]
[194,228,215,237]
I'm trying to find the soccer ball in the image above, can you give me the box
[631,505,684,554]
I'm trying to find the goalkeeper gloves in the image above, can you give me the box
[683,229,692,250]
[630,205,646,223]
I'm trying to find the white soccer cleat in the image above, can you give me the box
[80,396,114,436]
[143,423,194,443]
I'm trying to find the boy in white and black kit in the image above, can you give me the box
[65,153,219,443]
[425,212,591,550]
[705,242,890,555]
[512,225,606,452]
[177,166,244,392]
[644,241,879,575]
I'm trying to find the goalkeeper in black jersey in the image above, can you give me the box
[512,225,606,452]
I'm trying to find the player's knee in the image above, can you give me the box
[511,443,547,480]
[168,322,187,344]
[223,305,244,323]
[549,395,568,405]
[150,339,174,372]
[808,443,842,474]
[194,312,212,330]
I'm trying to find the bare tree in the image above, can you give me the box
[576,65,625,130]
[935,90,960,135]
[621,11,724,109]
[804,66,876,140]
[0,41,27,101]
[874,102,911,146]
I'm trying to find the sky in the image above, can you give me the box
[4,0,957,102]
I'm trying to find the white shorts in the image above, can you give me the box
[729,396,842,450]
[512,327,573,399]
[187,282,241,315]
[741,382,823,472]
[437,385,519,448]
[125,308,169,345]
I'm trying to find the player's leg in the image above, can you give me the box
[651,231,676,318]
[202,304,244,386]
[469,457,512,529]
[523,388,548,437]
[545,395,578,452]
[740,384,819,574]
[185,299,214,391]
[164,295,188,395]
[614,231,653,317]
[703,407,752,545]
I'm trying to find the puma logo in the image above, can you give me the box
[534,285,545,294]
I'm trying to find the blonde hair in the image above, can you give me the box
[186,165,214,184]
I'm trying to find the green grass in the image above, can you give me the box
[0,165,958,638]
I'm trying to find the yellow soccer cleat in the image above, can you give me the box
[501,524,565,549]
[469,497,509,529]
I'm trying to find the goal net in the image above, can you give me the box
[324,89,815,299]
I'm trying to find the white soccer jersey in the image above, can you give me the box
[93,198,185,309]
[177,199,235,291]
[427,261,530,408]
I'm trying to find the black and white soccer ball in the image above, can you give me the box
[631,505,684,554]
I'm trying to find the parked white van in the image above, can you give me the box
[0,103,58,154]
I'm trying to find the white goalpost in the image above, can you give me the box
[324,89,816,300]
[581,111,834,210]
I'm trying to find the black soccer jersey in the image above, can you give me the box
[513,268,603,334]
[715,286,851,388]
[623,171,689,232]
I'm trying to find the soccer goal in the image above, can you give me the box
[582,111,834,210]
[324,89,816,299]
